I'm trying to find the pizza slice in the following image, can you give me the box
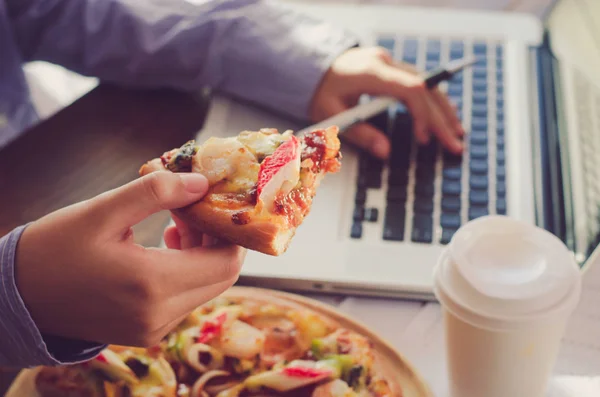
[139,126,341,256]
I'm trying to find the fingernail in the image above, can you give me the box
[453,141,464,153]
[179,173,208,193]
[456,123,465,136]
[372,140,390,159]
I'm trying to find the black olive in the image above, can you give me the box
[199,352,212,366]
[346,365,364,389]
[125,358,150,379]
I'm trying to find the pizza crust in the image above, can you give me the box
[139,159,294,256]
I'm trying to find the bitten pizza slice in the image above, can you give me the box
[139,126,341,256]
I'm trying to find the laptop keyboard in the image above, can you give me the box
[574,69,600,251]
[351,36,506,245]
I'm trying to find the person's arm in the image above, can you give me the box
[6,0,357,121]
[0,225,106,367]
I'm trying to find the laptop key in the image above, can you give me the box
[473,79,487,92]
[356,172,368,188]
[415,181,435,197]
[469,206,489,220]
[470,132,487,145]
[426,61,439,71]
[441,228,457,244]
[358,155,383,189]
[497,136,505,149]
[388,168,409,186]
[497,180,506,195]
[473,42,487,55]
[412,213,433,243]
[474,57,487,68]
[355,188,367,204]
[353,207,364,222]
[472,104,488,118]
[497,150,505,165]
[450,73,463,84]
[403,38,418,57]
[387,185,407,202]
[443,165,462,180]
[473,67,487,79]
[427,39,441,52]
[364,208,379,222]
[417,141,438,164]
[377,37,395,52]
[350,222,363,239]
[442,180,461,195]
[441,213,461,229]
[448,84,463,97]
[469,190,489,205]
[404,56,417,65]
[497,165,506,180]
[470,145,488,159]
[383,204,406,241]
[471,117,488,131]
[470,159,488,174]
[414,197,434,214]
[442,196,461,212]
[473,92,488,105]
[450,40,464,52]
[426,52,440,62]
[496,198,507,215]
[470,174,488,190]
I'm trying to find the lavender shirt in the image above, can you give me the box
[0,0,355,367]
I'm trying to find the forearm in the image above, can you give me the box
[7,0,356,120]
[0,225,105,367]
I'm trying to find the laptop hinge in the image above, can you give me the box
[532,30,574,251]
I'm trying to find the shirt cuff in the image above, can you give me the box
[0,225,106,367]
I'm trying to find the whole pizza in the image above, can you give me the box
[31,292,402,397]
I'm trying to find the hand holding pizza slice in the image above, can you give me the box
[139,126,341,256]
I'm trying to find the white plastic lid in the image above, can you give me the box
[434,215,582,331]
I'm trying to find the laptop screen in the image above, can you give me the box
[545,0,600,264]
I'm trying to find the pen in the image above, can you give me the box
[297,56,477,136]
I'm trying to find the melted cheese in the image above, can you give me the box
[237,129,293,161]
[192,137,259,192]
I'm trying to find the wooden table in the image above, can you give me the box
[0,83,211,393]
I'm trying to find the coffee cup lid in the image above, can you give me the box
[434,216,582,330]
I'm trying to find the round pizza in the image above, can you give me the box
[27,291,404,397]
[139,126,342,256]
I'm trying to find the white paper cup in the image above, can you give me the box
[433,215,582,397]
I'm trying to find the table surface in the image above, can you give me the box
[0,84,210,394]
[2,84,600,397]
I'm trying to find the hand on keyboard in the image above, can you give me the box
[309,46,465,159]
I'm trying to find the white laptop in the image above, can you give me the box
[191,0,600,300]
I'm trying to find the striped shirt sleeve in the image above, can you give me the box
[0,225,106,368]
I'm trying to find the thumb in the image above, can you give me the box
[97,171,209,229]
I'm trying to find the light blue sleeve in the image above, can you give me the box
[0,225,106,367]
[6,0,357,121]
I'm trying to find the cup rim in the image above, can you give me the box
[433,248,582,332]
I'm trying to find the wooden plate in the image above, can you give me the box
[6,286,433,397]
